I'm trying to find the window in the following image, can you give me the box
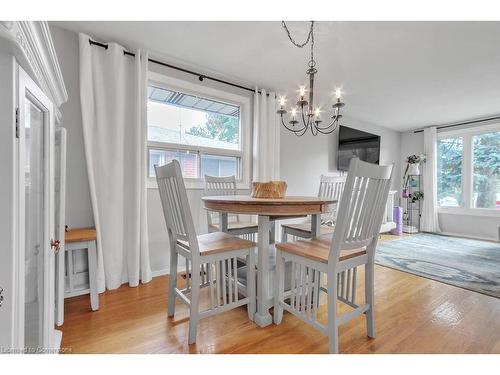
[200,154,239,178]
[149,149,198,178]
[146,73,251,188]
[437,125,500,213]
[437,137,463,207]
[472,131,500,209]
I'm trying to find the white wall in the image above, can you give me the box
[50,26,94,228]
[401,130,500,241]
[281,115,402,196]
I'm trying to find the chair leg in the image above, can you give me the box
[188,262,201,345]
[281,227,287,243]
[246,250,256,321]
[314,271,321,317]
[167,247,178,317]
[365,262,376,338]
[87,240,99,311]
[273,250,285,324]
[327,271,339,354]
[269,222,276,244]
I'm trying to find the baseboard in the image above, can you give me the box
[151,268,170,277]
[65,287,90,298]
[438,231,498,243]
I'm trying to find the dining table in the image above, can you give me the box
[202,195,337,327]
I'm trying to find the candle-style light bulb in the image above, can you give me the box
[291,107,297,118]
[335,88,342,100]
[299,86,306,98]
[279,96,286,107]
[314,107,321,118]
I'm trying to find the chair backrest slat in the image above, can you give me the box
[329,158,393,264]
[155,160,199,256]
[318,175,346,201]
[204,175,237,196]
[318,175,347,223]
[204,175,238,226]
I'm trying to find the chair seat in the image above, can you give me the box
[208,220,258,232]
[276,235,366,264]
[281,222,336,235]
[65,227,97,243]
[177,232,256,256]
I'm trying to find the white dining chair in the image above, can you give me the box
[281,175,347,241]
[155,161,256,344]
[273,158,393,353]
[204,175,259,241]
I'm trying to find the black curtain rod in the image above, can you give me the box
[88,39,264,95]
[414,115,500,133]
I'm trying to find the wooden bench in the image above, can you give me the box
[65,227,99,311]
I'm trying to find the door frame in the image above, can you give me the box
[55,127,67,327]
[15,66,55,350]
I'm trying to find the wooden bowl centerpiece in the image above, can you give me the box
[251,181,287,199]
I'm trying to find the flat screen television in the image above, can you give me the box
[338,125,380,171]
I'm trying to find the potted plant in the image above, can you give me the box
[409,191,424,203]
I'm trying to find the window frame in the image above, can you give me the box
[437,122,500,217]
[146,72,251,190]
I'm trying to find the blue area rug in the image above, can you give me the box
[375,233,500,298]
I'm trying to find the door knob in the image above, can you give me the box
[51,239,61,253]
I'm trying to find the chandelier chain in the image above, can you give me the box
[281,21,315,66]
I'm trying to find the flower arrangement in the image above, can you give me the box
[402,154,426,197]
[406,154,426,164]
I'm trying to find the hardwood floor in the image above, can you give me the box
[60,257,500,354]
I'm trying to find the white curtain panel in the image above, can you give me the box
[253,89,279,182]
[79,33,152,291]
[421,126,441,233]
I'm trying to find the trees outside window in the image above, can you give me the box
[187,113,239,145]
[437,137,463,207]
[473,132,500,209]
[437,129,500,211]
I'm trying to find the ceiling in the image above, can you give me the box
[52,21,500,132]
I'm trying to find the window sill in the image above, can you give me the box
[147,178,250,191]
[438,207,500,218]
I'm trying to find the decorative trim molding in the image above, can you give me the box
[0,21,68,122]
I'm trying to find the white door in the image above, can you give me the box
[17,67,57,352]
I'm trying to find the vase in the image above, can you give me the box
[402,189,409,198]
[408,163,420,176]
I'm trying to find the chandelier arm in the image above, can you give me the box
[315,123,339,135]
[280,113,307,134]
[310,121,319,136]
[315,115,340,131]
[295,125,309,137]
[314,117,340,134]
[300,104,310,128]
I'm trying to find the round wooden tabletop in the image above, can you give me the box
[202,195,337,216]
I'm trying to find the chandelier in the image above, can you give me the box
[277,21,345,136]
